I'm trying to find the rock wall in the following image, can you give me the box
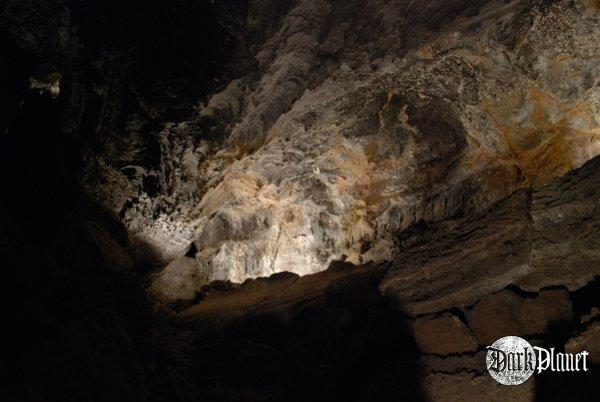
[386,154,600,401]
[5,0,598,301]
[99,0,599,300]
[176,154,600,401]
[2,1,599,401]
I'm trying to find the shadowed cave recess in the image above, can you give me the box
[1,0,600,401]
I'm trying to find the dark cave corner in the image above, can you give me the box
[534,279,600,402]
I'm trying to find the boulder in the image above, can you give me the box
[467,289,524,346]
[522,289,573,335]
[566,322,600,365]
[411,314,478,355]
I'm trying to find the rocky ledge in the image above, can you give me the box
[174,153,600,401]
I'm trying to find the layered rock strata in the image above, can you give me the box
[176,153,600,401]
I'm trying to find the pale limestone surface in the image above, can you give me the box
[78,0,600,301]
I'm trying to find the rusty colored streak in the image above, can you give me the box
[481,98,520,160]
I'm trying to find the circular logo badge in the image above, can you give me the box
[486,336,536,385]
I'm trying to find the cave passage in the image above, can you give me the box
[2,1,599,401]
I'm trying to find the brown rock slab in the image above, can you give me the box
[175,261,388,329]
[381,191,532,315]
[581,307,600,325]
[467,289,524,346]
[421,351,487,375]
[522,289,573,335]
[517,156,600,291]
[566,322,600,365]
[383,156,600,317]
[412,314,478,355]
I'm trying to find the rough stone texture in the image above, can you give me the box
[151,0,600,296]
[3,1,600,401]
[412,314,478,355]
[581,307,600,325]
[8,0,595,298]
[467,289,525,345]
[149,256,208,302]
[171,153,600,401]
[176,261,389,327]
[176,262,426,401]
[381,190,531,315]
[421,351,488,375]
[522,289,573,334]
[466,288,574,344]
[382,155,600,315]
[518,154,600,291]
[566,322,600,365]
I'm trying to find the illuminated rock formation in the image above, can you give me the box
[131,0,600,300]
